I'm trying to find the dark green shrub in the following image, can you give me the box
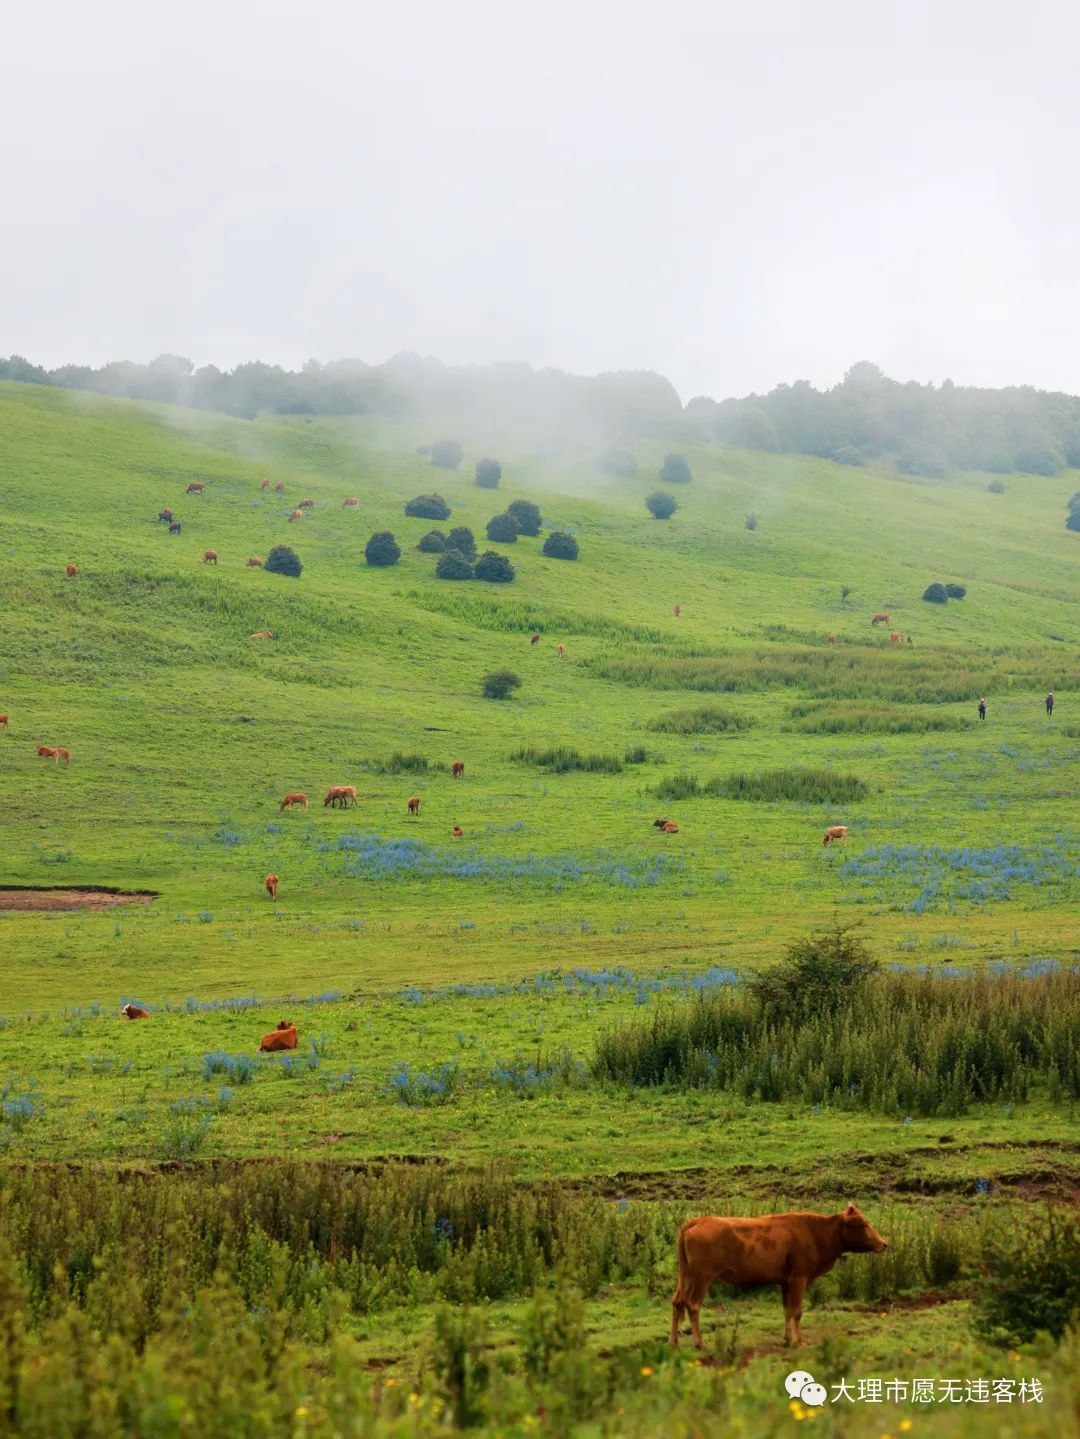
[474,550,515,583]
[429,1305,492,1428]
[652,771,703,801]
[623,745,648,764]
[366,752,430,774]
[264,544,302,577]
[507,499,542,536]
[749,922,880,1023]
[543,531,579,560]
[744,511,759,530]
[365,531,401,567]
[649,705,754,735]
[598,447,636,477]
[945,583,967,599]
[482,669,522,700]
[1067,509,1080,533]
[987,478,1005,493]
[448,526,476,559]
[652,768,868,804]
[436,549,475,580]
[645,492,676,519]
[474,457,502,488]
[833,445,865,466]
[974,1208,1080,1344]
[485,512,519,542]
[404,492,450,520]
[430,439,463,470]
[659,453,692,484]
[512,746,622,774]
[1068,491,1080,511]
[923,582,949,603]
[417,529,448,552]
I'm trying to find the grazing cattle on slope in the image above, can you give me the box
[186,482,205,494]
[407,796,421,815]
[66,564,78,577]
[530,633,540,645]
[674,604,681,617]
[822,825,848,847]
[250,630,273,640]
[203,550,218,564]
[36,745,70,764]
[289,509,304,522]
[556,643,565,658]
[121,1003,150,1020]
[169,521,182,535]
[279,793,308,811]
[246,556,263,567]
[158,509,173,524]
[342,496,359,508]
[661,821,679,833]
[871,613,889,626]
[0,714,8,728]
[323,786,356,808]
[298,498,314,509]
[670,1204,888,1349]
[451,761,464,778]
[259,1020,297,1052]
[452,826,464,837]
[275,481,286,493]
[261,478,270,491]
[265,873,279,900]
[826,634,836,644]
[889,631,902,644]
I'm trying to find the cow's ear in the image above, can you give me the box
[843,1202,857,1217]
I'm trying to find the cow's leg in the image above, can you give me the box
[687,1281,707,1349]
[669,1290,684,1346]
[782,1277,806,1347]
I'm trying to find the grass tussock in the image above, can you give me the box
[363,751,431,774]
[786,702,971,734]
[648,704,755,735]
[512,746,624,774]
[653,768,870,804]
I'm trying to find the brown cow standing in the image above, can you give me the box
[66,564,78,577]
[342,497,359,507]
[261,478,270,491]
[324,786,357,808]
[0,714,8,728]
[822,825,848,847]
[265,873,279,900]
[121,1003,150,1020]
[530,633,540,645]
[871,613,889,626]
[289,509,304,522]
[889,631,902,644]
[674,604,681,617]
[247,556,263,567]
[556,643,565,658]
[826,634,836,644]
[169,521,182,535]
[298,498,314,509]
[36,745,70,764]
[186,482,205,494]
[275,481,286,493]
[407,796,421,815]
[279,793,308,811]
[158,509,173,524]
[203,551,218,564]
[452,826,464,838]
[259,1020,298,1052]
[670,1204,888,1349]
[451,761,464,778]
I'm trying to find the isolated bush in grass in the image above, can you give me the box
[649,704,754,734]
[436,549,474,580]
[486,512,519,542]
[922,582,949,603]
[598,447,636,477]
[987,478,1005,493]
[945,583,967,599]
[404,492,451,520]
[474,457,502,488]
[646,491,676,520]
[483,669,522,700]
[264,544,302,577]
[659,453,692,484]
[543,531,579,560]
[974,1207,1080,1344]
[507,499,542,535]
[1067,507,1080,533]
[750,922,880,1022]
[744,511,759,530]
[833,445,865,466]
[474,550,515,583]
[430,439,463,470]
[417,529,448,552]
[448,525,477,559]
[365,531,401,567]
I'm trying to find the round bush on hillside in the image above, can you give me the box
[945,583,967,599]
[365,531,401,567]
[507,499,542,536]
[659,453,692,484]
[436,549,475,580]
[744,512,759,531]
[833,445,865,466]
[987,479,1005,493]
[417,529,448,553]
[922,582,949,604]
[430,439,463,470]
[482,669,522,700]
[1068,509,1080,533]
[486,512,519,543]
[646,491,677,519]
[448,526,477,559]
[475,457,502,488]
[543,531,579,560]
[404,493,451,520]
[474,550,515,584]
[599,447,637,477]
[264,544,302,577]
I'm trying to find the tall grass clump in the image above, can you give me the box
[649,705,755,735]
[786,702,969,735]
[511,746,623,774]
[653,768,869,804]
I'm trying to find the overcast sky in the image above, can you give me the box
[3,0,1078,402]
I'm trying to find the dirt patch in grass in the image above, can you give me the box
[0,886,158,911]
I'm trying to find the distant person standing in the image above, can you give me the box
[1046,692,1055,718]
[978,697,987,722]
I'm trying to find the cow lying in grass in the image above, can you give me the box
[259,1020,298,1052]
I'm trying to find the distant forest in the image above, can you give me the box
[2,351,1079,477]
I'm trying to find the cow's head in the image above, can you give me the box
[838,1203,888,1253]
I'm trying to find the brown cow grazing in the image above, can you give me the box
[530,633,540,645]
[674,604,681,617]
[661,821,680,833]
[452,825,464,838]
[265,873,279,900]
[261,478,270,491]
[289,509,304,522]
[250,630,273,640]
[407,796,421,815]
[259,1021,298,1052]
[275,481,286,493]
[342,497,359,508]
[36,745,70,764]
[451,761,464,778]
[889,631,902,644]
[0,714,8,728]
[556,643,565,658]
[279,793,308,811]
[66,564,78,577]
[169,521,182,534]
[298,498,314,509]
[158,508,173,524]
[670,1204,888,1349]
[121,1003,150,1020]
[826,634,836,644]
[323,785,357,808]
[822,825,848,847]
[871,613,889,626]
[246,556,263,567]
[186,482,205,494]
[203,550,218,564]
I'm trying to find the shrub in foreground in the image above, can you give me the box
[264,544,302,577]
[646,492,676,520]
[405,492,451,520]
[365,531,401,566]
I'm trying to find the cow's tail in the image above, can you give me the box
[674,1221,691,1304]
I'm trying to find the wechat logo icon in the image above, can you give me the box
[785,1370,828,1407]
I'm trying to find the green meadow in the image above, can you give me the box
[1,379,1078,1435]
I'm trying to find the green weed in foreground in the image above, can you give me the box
[653,768,870,804]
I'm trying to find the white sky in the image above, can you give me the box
[3,0,1079,401]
